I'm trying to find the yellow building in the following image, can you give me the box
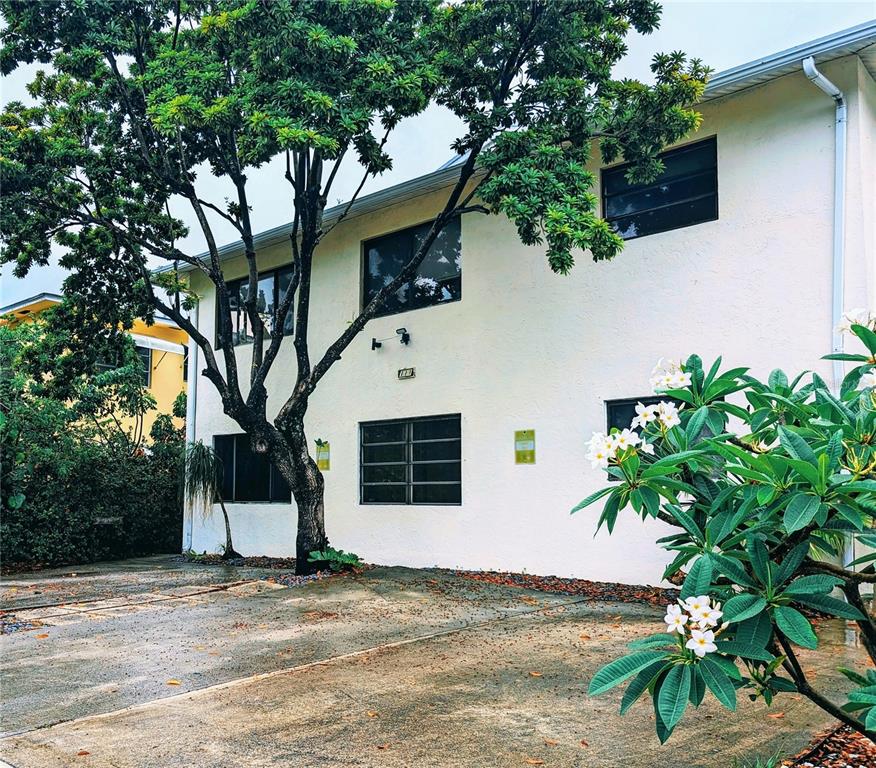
[1,292,188,439]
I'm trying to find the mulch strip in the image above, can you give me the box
[180,554,299,569]
[784,725,876,767]
[456,569,678,608]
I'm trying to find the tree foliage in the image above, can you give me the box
[0,314,184,565]
[1,0,709,571]
[574,319,876,741]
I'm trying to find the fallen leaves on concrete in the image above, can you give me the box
[456,570,679,608]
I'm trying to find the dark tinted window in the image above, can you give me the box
[606,397,665,434]
[360,415,461,505]
[213,434,292,503]
[602,138,717,240]
[136,346,152,387]
[363,218,461,317]
[218,265,295,347]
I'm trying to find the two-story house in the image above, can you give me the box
[181,23,876,584]
[1,292,188,439]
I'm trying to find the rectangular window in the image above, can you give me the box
[602,137,717,240]
[360,414,461,505]
[363,218,461,318]
[218,265,295,348]
[213,434,292,503]
[136,346,152,388]
[183,347,188,382]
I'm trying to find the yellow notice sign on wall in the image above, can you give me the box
[315,441,330,471]
[514,430,535,464]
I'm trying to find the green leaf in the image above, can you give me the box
[783,493,823,533]
[700,657,737,711]
[620,660,669,714]
[628,633,676,650]
[723,593,767,624]
[791,593,866,620]
[774,606,818,649]
[747,538,772,588]
[851,323,876,354]
[784,574,842,595]
[778,426,818,466]
[571,486,614,513]
[733,612,773,649]
[712,554,759,589]
[657,664,691,729]
[685,407,709,443]
[773,543,811,586]
[715,640,775,662]
[680,556,713,601]
[589,652,668,695]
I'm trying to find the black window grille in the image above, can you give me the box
[360,415,461,505]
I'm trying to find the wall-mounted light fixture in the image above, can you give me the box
[371,328,411,351]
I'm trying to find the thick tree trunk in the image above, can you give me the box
[275,417,328,575]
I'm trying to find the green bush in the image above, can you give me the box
[0,315,184,567]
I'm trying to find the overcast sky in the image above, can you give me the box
[1,1,874,308]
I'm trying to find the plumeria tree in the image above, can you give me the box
[0,0,708,572]
[575,310,876,742]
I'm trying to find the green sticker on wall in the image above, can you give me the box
[315,440,330,471]
[514,430,535,464]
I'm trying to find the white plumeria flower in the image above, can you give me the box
[686,629,718,657]
[650,358,690,392]
[681,595,711,620]
[664,604,688,634]
[586,432,615,469]
[631,402,658,429]
[836,307,876,335]
[697,603,723,629]
[656,401,681,429]
[860,371,876,389]
[613,428,641,452]
[640,439,656,455]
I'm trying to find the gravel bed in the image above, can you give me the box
[785,725,876,767]
[0,612,44,635]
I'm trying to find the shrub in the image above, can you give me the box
[575,313,876,742]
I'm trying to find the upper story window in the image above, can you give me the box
[360,414,461,505]
[363,218,461,318]
[218,265,294,348]
[213,434,292,503]
[96,344,151,387]
[602,137,717,240]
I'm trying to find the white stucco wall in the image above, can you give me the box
[187,57,874,585]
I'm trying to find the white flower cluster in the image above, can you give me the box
[664,595,723,658]
[861,371,876,389]
[631,400,681,430]
[586,429,653,469]
[649,358,692,392]
[836,307,876,335]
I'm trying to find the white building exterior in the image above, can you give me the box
[183,25,876,585]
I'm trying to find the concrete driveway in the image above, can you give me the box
[0,556,865,767]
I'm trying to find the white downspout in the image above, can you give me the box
[802,57,852,571]
[183,303,199,552]
[802,56,847,393]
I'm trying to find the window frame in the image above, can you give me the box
[360,218,462,319]
[359,414,462,506]
[215,264,294,349]
[601,136,718,241]
[212,433,292,504]
[136,345,152,388]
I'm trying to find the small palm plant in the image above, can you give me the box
[184,440,241,560]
